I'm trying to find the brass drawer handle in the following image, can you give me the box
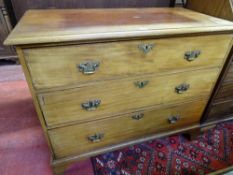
[132,113,144,120]
[168,115,180,124]
[81,99,101,111]
[134,80,149,89]
[88,133,104,143]
[78,61,100,74]
[175,83,190,94]
[184,50,201,61]
[138,43,155,54]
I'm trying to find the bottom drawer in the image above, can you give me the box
[49,100,207,159]
[206,100,233,122]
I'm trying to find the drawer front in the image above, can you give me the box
[24,35,231,89]
[224,63,233,83]
[206,101,233,122]
[40,68,219,127]
[49,100,206,159]
[214,83,233,103]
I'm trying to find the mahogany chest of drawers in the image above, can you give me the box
[4,8,233,174]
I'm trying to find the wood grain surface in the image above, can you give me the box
[4,8,233,45]
[39,68,219,127]
[206,100,233,122]
[24,35,232,90]
[187,0,233,21]
[214,83,233,103]
[224,62,233,83]
[49,99,207,159]
[187,0,233,127]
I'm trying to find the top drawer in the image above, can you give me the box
[24,35,231,90]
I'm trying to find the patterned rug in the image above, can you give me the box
[92,122,233,175]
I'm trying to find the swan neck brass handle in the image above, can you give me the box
[184,50,201,61]
[88,133,104,143]
[138,43,155,54]
[81,99,101,111]
[175,83,190,94]
[132,113,144,120]
[134,80,149,89]
[78,61,100,74]
[168,115,180,124]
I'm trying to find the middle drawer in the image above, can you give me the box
[39,68,219,127]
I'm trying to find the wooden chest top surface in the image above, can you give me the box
[4,8,233,45]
